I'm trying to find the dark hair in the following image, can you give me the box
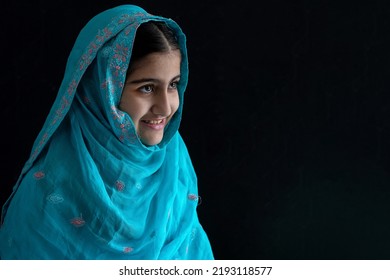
[130,21,180,65]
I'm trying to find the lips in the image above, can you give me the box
[143,119,164,125]
[141,118,166,130]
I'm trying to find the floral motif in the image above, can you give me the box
[115,180,125,192]
[33,171,45,180]
[46,193,64,204]
[123,247,134,253]
[70,216,85,227]
[187,194,199,201]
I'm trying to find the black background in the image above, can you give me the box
[1,0,390,259]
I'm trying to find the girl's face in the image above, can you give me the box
[119,50,181,146]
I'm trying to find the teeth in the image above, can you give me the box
[145,119,163,124]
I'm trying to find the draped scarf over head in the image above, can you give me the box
[0,5,213,260]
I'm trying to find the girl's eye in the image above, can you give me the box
[170,81,179,89]
[140,85,153,94]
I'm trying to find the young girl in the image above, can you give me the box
[0,4,214,260]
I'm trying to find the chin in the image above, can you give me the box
[141,138,163,146]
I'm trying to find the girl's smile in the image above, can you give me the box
[141,118,167,130]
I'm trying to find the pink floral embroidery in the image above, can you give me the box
[188,194,202,205]
[83,95,91,105]
[123,247,133,253]
[70,216,85,227]
[188,194,199,201]
[67,79,77,96]
[110,105,124,120]
[102,27,113,38]
[33,171,45,180]
[113,44,129,63]
[101,79,109,90]
[115,180,125,192]
[123,24,136,36]
[41,133,48,144]
[88,42,98,54]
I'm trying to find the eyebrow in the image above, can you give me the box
[126,75,181,85]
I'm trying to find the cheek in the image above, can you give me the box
[171,93,180,113]
[119,97,142,121]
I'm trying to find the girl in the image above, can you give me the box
[0,4,213,260]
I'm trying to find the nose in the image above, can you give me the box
[151,89,171,117]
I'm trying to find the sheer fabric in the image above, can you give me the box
[0,5,213,260]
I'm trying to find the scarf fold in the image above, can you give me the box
[0,4,213,260]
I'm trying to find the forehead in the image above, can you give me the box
[127,50,181,78]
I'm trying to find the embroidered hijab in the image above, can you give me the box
[0,4,213,260]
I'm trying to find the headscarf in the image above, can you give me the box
[0,4,213,260]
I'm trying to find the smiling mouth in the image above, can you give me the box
[141,118,166,130]
[142,119,164,124]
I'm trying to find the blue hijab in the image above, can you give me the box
[0,5,213,260]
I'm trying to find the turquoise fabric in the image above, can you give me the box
[0,5,213,260]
